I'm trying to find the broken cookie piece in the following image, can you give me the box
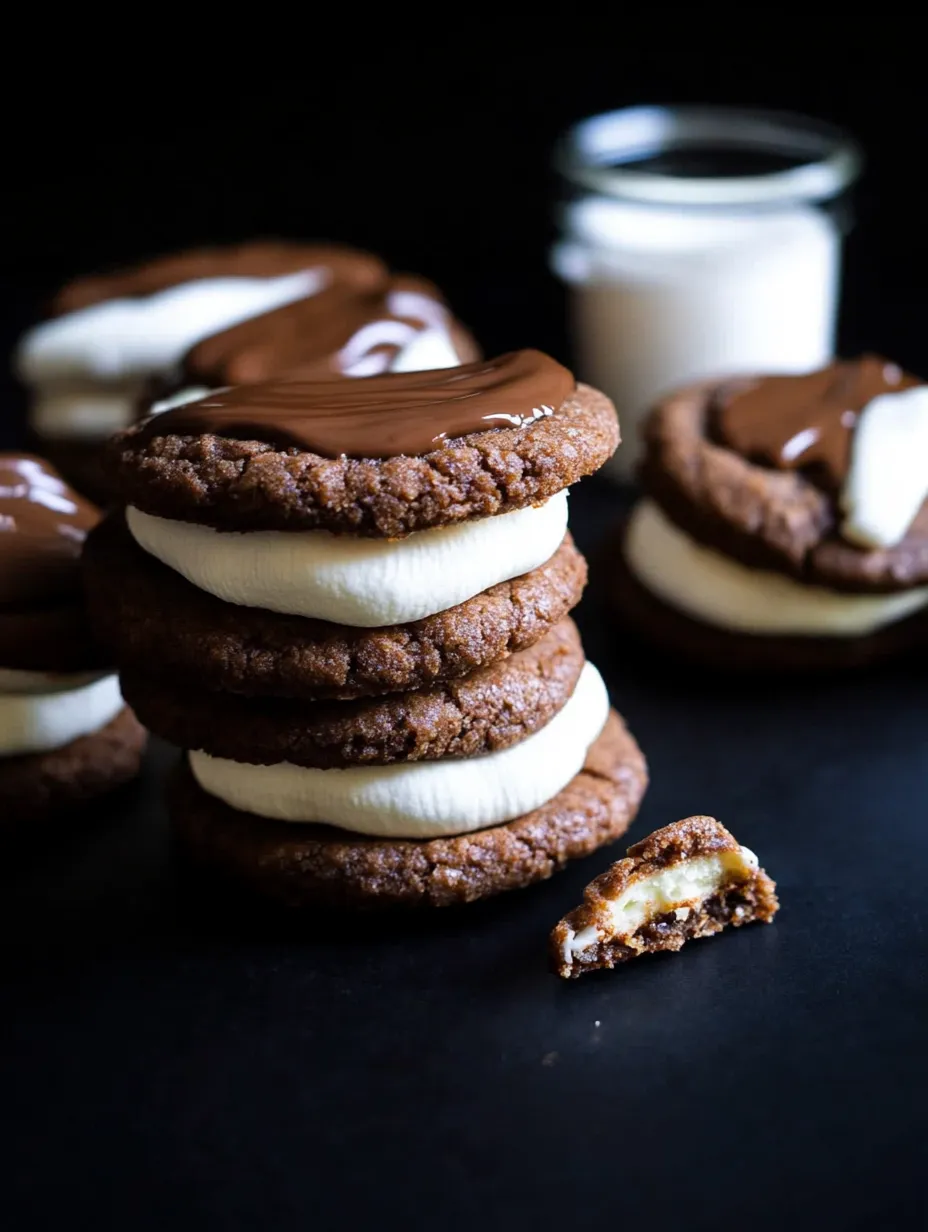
[551,816,778,979]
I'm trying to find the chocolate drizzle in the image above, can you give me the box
[138,350,575,459]
[183,274,475,387]
[51,242,386,316]
[0,454,99,606]
[714,356,921,489]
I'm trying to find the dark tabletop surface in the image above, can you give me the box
[1,471,925,1231]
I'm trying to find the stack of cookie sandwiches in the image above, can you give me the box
[15,242,477,503]
[615,355,928,670]
[85,351,648,908]
[0,454,145,825]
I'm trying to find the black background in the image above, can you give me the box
[2,31,928,388]
[3,33,928,1231]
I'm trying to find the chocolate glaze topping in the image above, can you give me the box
[182,274,476,387]
[715,356,921,490]
[139,350,575,459]
[51,242,386,316]
[0,454,99,606]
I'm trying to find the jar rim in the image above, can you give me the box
[555,105,863,208]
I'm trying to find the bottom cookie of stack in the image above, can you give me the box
[123,620,648,908]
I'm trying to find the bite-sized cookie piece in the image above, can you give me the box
[119,618,585,768]
[550,816,778,979]
[0,454,145,818]
[172,708,647,908]
[0,708,146,827]
[107,353,619,537]
[84,512,587,699]
[617,357,928,667]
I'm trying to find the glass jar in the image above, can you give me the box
[551,106,863,480]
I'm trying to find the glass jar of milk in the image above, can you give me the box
[552,106,863,480]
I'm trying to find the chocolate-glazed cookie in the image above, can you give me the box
[120,618,585,767]
[171,709,648,909]
[174,273,479,390]
[0,454,105,670]
[0,454,146,817]
[109,356,619,537]
[641,359,928,593]
[612,356,928,671]
[84,512,588,700]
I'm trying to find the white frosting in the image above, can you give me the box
[29,383,146,440]
[561,846,758,960]
[842,384,928,548]
[188,661,610,838]
[0,673,123,757]
[339,289,463,376]
[17,271,324,384]
[0,668,108,695]
[625,500,928,636]
[126,491,569,627]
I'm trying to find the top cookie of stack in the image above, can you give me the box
[85,352,647,908]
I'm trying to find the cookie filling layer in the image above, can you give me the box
[0,668,109,694]
[18,270,325,439]
[0,672,124,756]
[625,500,928,636]
[561,846,758,959]
[126,491,569,626]
[187,661,610,837]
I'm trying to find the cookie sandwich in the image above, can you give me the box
[614,356,928,669]
[551,816,778,979]
[15,242,476,501]
[85,351,648,908]
[0,454,145,825]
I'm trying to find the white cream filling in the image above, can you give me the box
[338,289,463,376]
[0,668,109,695]
[29,382,145,440]
[0,673,123,757]
[188,661,610,838]
[562,847,759,960]
[126,491,569,627]
[382,326,461,374]
[625,500,928,636]
[842,383,928,549]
